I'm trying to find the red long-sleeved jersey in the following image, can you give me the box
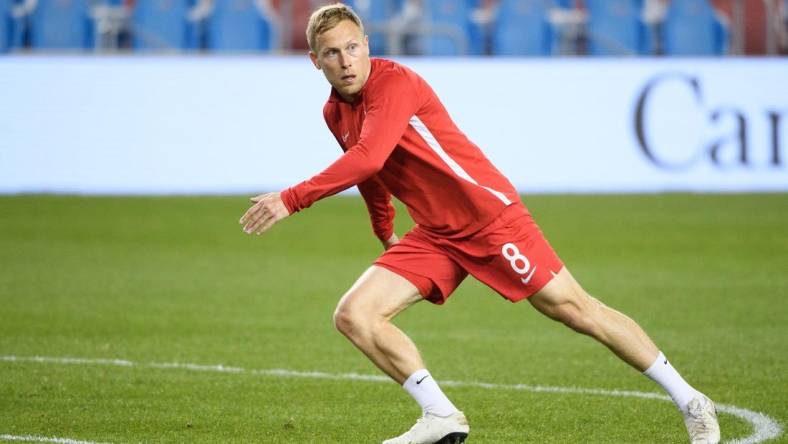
[281,58,522,240]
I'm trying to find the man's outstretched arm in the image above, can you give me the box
[239,191,399,248]
[280,72,418,214]
[239,192,290,235]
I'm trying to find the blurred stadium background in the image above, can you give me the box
[0,0,787,56]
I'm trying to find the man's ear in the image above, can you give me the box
[309,51,321,70]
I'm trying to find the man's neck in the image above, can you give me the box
[339,91,358,103]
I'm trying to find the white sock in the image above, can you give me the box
[643,352,699,413]
[402,369,458,417]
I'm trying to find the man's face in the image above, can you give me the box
[310,20,371,101]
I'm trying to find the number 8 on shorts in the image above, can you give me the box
[501,242,537,284]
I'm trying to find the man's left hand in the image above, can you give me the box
[382,233,399,250]
[239,192,290,235]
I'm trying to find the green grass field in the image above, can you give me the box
[1,194,786,443]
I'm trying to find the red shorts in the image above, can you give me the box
[375,204,564,304]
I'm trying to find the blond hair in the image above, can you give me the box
[306,3,364,53]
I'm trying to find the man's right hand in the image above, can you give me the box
[239,192,290,236]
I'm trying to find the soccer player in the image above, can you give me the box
[239,4,721,444]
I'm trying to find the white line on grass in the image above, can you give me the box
[1,355,782,444]
[0,434,110,444]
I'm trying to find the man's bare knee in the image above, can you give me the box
[333,304,353,336]
[334,300,361,336]
[536,287,603,336]
[551,302,594,335]
[332,266,422,340]
[333,295,382,339]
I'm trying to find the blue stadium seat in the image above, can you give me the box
[132,0,194,50]
[0,0,11,52]
[207,0,274,52]
[421,0,472,55]
[491,0,553,56]
[465,0,486,55]
[585,0,647,55]
[29,0,94,50]
[663,0,728,55]
[344,0,401,55]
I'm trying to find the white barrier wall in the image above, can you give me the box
[0,56,786,194]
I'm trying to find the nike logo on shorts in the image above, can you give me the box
[521,266,537,284]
